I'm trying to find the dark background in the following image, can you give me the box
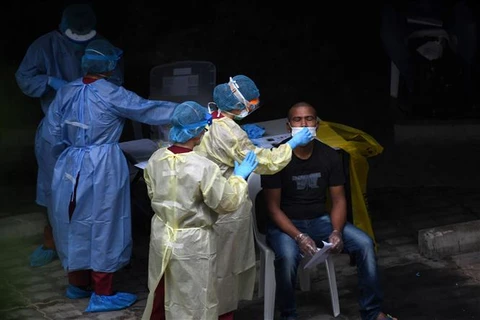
[1,1,389,133]
[5,0,479,194]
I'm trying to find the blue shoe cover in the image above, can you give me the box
[66,284,92,299]
[85,292,137,312]
[29,245,58,267]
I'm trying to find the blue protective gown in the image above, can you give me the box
[15,30,122,208]
[45,78,177,272]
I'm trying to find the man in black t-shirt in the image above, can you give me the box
[261,102,396,320]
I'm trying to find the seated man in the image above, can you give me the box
[261,101,397,320]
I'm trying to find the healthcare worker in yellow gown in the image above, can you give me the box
[142,101,259,320]
[194,75,314,318]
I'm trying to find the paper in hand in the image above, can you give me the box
[303,241,332,269]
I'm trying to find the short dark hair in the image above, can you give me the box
[287,102,317,120]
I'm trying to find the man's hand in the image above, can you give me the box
[295,233,317,256]
[328,230,344,253]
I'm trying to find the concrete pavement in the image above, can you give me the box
[1,183,480,320]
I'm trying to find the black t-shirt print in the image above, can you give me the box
[261,140,345,220]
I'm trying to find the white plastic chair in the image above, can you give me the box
[247,172,340,319]
[147,60,216,141]
[129,60,216,140]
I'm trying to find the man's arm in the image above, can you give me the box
[328,185,347,253]
[263,188,301,239]
[263,187,317,256]
[328,185,347,232]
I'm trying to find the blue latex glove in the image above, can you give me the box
[29,245,58,267]
[287,127,314,149]
[85,292,137,312]
[47,76,67,91]
[241,123,265,139]
[233,150,258,180]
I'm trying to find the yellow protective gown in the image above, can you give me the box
[194,116,293,314]
[142,147,249,320]
[317,120,384,248]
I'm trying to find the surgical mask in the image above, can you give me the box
[291,126,317,138]
[233,109,249,121]
[64,29,97,43]
[220,108,249,121]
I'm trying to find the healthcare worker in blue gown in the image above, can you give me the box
[15,3,123,267]
[44,38,177,312]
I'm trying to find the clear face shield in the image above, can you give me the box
[207,102,218,114]
[228,77,261,116]
[83,47,123,72]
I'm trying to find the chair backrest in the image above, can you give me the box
[149,60,216,104]
[407,16,443,28]
[148,60,216,141]
[119,139,159,164]
[247,173,270,249]
[131,60,217,141]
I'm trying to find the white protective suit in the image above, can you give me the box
[194,115,293,314]
[142,147,249,320]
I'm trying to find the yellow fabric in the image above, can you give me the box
[317,121,383,247]
[195,117,292,177]
[194,116,293,314]
[141,148,248,320]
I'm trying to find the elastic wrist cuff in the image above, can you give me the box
[294,233,305,242]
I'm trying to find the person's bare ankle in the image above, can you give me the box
[376,312,397,320]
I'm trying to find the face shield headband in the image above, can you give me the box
[83,48,123,62]
[178,113,213,130]
[207,102,217,114]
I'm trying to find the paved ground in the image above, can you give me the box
[1,184,480,320]
[2,135,480,320]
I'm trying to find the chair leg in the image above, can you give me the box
[390,61,400,98]
[298,258,311,292]
[264,250,276,320]
[258,252,266,298]
[325,256,340,317]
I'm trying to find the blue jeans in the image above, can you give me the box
[266,214,384,320]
